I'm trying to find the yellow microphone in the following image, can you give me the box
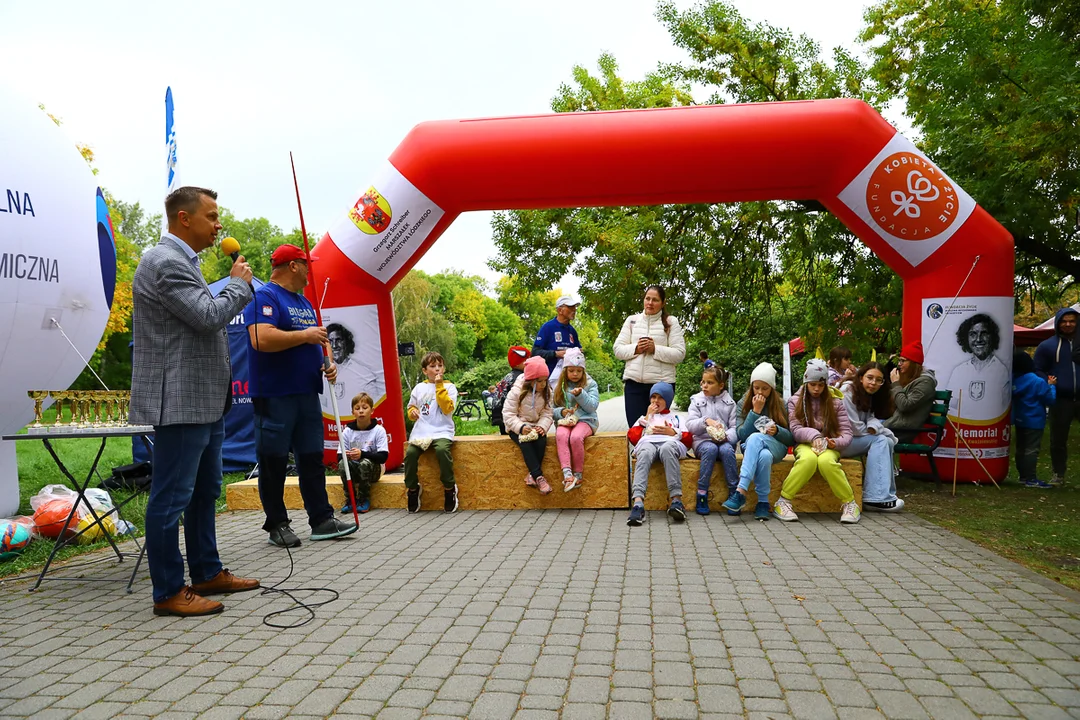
[220,236,241,262]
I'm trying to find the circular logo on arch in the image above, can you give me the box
[349,186,392,235]
[865,152,958,241]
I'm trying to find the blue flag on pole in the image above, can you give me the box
[165,87,179,196]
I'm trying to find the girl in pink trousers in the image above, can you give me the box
[552,349,600,492]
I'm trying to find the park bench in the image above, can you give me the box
[894,389,952,489]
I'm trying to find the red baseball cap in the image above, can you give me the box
[271,244,307,267]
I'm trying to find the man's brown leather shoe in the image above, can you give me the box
[191,569,261,596]
[153,587,224,617]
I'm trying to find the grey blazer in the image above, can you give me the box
[130,238,253,426]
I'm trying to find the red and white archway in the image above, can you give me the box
[310,99,1014,482]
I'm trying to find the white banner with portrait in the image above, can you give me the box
[320,304,386,450]
[922,296,1013,460]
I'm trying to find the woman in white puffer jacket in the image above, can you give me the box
[613,285,686,427]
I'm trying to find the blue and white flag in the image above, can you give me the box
[165,87,179,197]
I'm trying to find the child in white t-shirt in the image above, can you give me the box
[404,352,459,513]
[338,392,389,515]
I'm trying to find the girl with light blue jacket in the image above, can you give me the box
[552,349,600,492]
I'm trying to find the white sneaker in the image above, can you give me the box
[840,501,861,524]
[773,497,799,522]
[1049,474,1065,487]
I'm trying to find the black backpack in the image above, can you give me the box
[490,369,523,427]
[102,461,152,493]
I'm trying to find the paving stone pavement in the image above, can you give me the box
[1,509,1079,719]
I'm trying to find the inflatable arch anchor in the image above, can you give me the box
[309,99,1014,483]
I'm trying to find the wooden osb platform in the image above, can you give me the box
[225,432,631,512]
[226,473,410,511]
[225,435,866,514]
[411,432,629,510]
[637,453,863,513]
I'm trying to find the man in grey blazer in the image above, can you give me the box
[131,186,261,617]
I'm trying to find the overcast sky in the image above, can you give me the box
[1,0,881,292]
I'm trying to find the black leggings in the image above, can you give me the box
[509,431,548,479]
[624,380,675,428]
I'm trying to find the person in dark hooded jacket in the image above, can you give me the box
[1033,308,1079,484]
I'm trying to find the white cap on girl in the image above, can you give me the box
[563,348,586,368]
[749,362,777,389]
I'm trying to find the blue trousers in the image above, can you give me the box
[254,394,332,532]
[841,433,896,503]
[696,441,738,493]
[737,433,784,499]
[146,420,225,603]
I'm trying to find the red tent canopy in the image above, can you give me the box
[1014,324,1054,347]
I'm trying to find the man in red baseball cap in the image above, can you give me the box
[243,244,358,548]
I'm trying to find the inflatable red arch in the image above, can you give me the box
[309,98,1014,483]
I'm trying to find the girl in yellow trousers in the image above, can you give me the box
[774,358,859,524]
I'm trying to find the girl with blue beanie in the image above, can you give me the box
[626,382,692,526]
[724,362,794,520]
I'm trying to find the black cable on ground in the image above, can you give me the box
[259,542,339,629]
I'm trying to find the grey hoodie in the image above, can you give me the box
[884,369,938,430]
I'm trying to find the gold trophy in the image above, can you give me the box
[102,392,117,428]
[28,391,47,429]
[66,391,81,429]
[91,392,104,428]
[118,392,129,426]
[81,393,95,429]
[51,391,68,428]
[71,391,87,429]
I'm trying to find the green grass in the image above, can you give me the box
[901,431,1080,592]
[599,390,622,402]
[453,417,499,436]
[2,406,248,579]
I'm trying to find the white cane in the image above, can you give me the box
[320,279,358,526]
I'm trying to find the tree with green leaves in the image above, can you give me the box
[861,0,1080,289]
[197,211,312,283]
[392,271,458,391]
[109,199,162,252]
[489,2,903,405]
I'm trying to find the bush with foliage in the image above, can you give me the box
[454,358,511,399]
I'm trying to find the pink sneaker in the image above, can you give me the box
[524,474,536,487]
[536,476,553,494]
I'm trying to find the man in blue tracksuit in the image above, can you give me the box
[532,294,582,376]
[1034,308,1080,484]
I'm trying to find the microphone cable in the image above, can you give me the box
[259,540,339,629]
[249,277,342,629]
